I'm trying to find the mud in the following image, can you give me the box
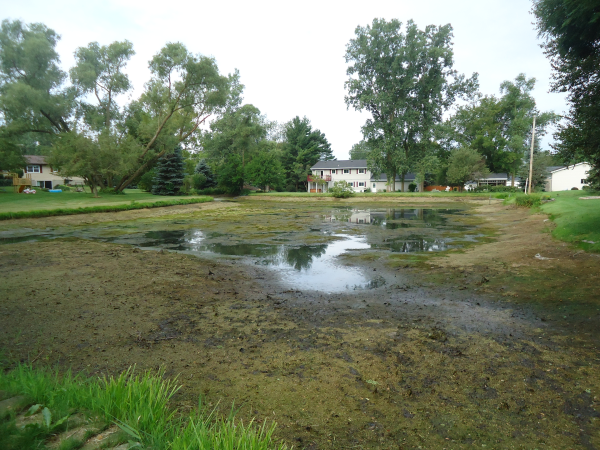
[0,200,599,449]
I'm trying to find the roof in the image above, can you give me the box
[24,155,48,165]
[371,173,416,182]
[484,173,509,180]
[311,159,367,169]
[548,162,590,173]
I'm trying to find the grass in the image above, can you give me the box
[0,363,288,450]
[541,190,600,252]
[0,188,210,212]
[0,189,213,220]
[248,191,506,198]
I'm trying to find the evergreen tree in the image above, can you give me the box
[194,159,217,188]
[152,146,184,195]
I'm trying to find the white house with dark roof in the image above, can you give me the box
[308,160,416,193]
[23,155,85,189]
[545,162,591,191]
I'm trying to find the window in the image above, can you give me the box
[358,182,365,187]
[26,165,40,173]
[332,170,336,174]
[581,179,587,184]
[343,169,349,174]
[358,169,365,174]
[372,183,376,188]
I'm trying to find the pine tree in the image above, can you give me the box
[194,159,217,188]
[152,147,185,195]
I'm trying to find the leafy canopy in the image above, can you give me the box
[345,18,478,191]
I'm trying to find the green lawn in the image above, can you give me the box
[0,188,206,213]
[248,191,498,198]
[541,190,600,252]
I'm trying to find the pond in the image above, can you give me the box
[1,205,481,292]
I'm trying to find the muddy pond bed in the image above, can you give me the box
[1,201,599,449]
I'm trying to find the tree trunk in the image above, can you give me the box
[115,150,166,192]
[401,173,405,192]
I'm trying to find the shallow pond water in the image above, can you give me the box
[1,205,479,292]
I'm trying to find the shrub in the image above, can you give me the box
[99,187,125,195]
[472,185,520,193]
[363,187,371,193]
[408,183,417,192]
[514,194,550,208]
[330,181,355,198]
[53,185,71,191]
[138,169,156,192]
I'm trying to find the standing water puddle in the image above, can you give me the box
[0,206,479,292]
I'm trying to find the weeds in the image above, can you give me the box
[0,364,288,449]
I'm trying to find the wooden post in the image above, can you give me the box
[528,116,536,195]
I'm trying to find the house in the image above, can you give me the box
[23,155,85,189]
[545,163,591,191]
[308,160,416,193]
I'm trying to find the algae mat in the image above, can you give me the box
[0,201,599,449]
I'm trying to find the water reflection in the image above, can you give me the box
[323,208,458,229]
[121,230,373,291]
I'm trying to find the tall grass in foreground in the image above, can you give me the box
[0,364,289,450]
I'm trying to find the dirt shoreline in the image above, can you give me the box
[1,200,598,449]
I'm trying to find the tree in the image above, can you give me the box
[70,40,135,130]
[449,75,558,184]
[152,146,185,195]
[518,149,554,192]
[446,147,489,186]
[0,134,25,172]
[245,148,284,192]
[534,0,600,188]
[194,160,217,188]
[203,104,267,194]
[349,140,370,160]
[114,43,230,192]
[50,131,133,197]
[345,19,478,191]
[0,20,74,141]
[282,116,333,191]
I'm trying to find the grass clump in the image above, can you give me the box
[0,364,288,450]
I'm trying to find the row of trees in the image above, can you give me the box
[0,19,334,195]
[344,18,562,191]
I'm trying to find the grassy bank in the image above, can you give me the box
[0,192,213,220]
[504,190,600,252]
[541,190,600,252]
[0,189,211,213]
[0,364,287,450]
[248,191,508,199]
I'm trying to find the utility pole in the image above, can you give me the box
[528,116,536,194]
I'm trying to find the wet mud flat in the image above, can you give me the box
[1,201,599,449]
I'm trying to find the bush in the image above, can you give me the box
[99,187,125,195]
[408,183,417,192]
[514,193,550,208]
[53,184,71,191]
[330,181,355,198]
[472,185,520,193]
[138,169,156,192]
[363,187,371,193]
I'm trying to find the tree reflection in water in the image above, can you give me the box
[282,245,327,270]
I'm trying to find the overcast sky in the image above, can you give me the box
[3,0,565,159]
